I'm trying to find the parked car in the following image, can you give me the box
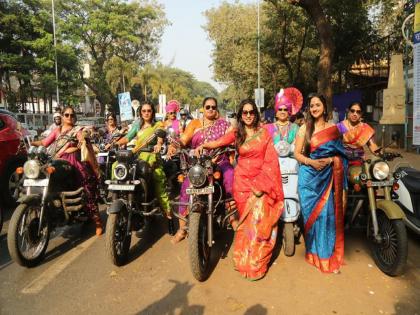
[0,109,28,208]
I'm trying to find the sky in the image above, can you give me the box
[158,0,255,92]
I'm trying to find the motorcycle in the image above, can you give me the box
[393,165,420,235]
[346,151,407,276]
[275,141,300,257]
[7,142,88,267]
[162,127,182,196]
[105,129,169,266]
[172,147,236,281]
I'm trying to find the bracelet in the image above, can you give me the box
[329,157,333,164]
[304,157,308,165]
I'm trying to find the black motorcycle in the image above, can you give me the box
[172,148,236,281]
[7,143,88,267]
[105,129,170,266]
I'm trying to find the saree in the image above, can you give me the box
[125,121,171,215]
[298,126,348,273]
[178,119,233,216]
[42,126,100,221]
[214,128,284,280]
[336,120,375,165]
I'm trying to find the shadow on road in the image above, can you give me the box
[137,279,204,315]
[128,216,168,264]
[392,229,420,315]
[244,304,268,315]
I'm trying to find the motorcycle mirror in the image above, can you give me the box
[155,129,167,138]
[167,127,177,139]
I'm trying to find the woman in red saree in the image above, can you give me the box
[199,99,284,280]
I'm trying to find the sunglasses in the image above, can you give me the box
[64,113,75,118]
[277,108,288,112]
[167,112,176,115]
[141,109,152,113]
[350,109,362,114]
[205,105,217,111]
[242,110,256,117]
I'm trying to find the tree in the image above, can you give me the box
[286,0,335,108]
[58,0,168,112]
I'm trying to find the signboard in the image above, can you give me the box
[131,99,140,118]
[413,1,420,145]
[158,94,166,114]
[118,92,133,121]
[255,88,264,108]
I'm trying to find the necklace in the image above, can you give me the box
[347,120,360,130]
[276,121,289,127]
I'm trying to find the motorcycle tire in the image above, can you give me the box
[283,222,295,257]
[0,156,25,208]
[188,211,212,282]
[7,203,50,267]
[0,207,3,234]
[369,211,407,276]
[106,210,131,266]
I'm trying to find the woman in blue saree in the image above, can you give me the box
[294,94,348,273]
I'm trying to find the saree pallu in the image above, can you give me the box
[298,126,348,273]
[337,120,375,166]
[215,129,284,280]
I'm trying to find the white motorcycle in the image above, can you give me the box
[275,141,300,256]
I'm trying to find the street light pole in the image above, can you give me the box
[52,0,60,108]
[257,0,261,94]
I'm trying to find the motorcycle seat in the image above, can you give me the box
[397,167,420,193]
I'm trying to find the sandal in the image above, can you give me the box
[171,229,187,244]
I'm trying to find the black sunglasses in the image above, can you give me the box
[167,112,176,115]
[350,109,362,114]
[242,110,256,116]
[64,113,75,118]
[277,108,288,112]
[205,105,217,111]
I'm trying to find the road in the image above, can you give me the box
[0,149,420,315]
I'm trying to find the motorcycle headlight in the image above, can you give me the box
[188,165,207,187]
[372,161,390,180]
[114,164,128,180]
[23,160,41,179]
[36,146,47,155]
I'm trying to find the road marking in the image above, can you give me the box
[21,236,97,294]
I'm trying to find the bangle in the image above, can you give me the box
[329,157,333,164]
[304,157,308,165]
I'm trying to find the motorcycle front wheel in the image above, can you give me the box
[369,211,407,276]
[188,211,212,281]
[7,203,50,267]
[106,208,131,266]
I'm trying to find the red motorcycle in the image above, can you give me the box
[0,109,28,232]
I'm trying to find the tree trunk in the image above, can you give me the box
[287,0,335,110]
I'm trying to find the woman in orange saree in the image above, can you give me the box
[336,102,380,166]
[294,94,348,273]
[199,99,284,280]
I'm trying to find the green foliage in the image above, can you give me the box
[58,0,168,110]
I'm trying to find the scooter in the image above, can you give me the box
[275,141,300,256]
[394,166,420,235]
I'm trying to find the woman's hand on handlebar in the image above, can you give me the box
[154,143,162,153]
[195,145,204,157]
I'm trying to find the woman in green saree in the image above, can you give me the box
[117,103,171,220]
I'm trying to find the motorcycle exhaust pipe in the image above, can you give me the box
[207,189,214,248]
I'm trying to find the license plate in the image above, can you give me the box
[108,184,135,191]
[24,179,49,187]
[370,180,394,187]
[186,186,214,195]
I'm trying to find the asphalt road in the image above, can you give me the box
[1,207,420,315]
[1,149,420,315]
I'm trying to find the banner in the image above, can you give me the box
[413,1,420,145]
[118,92,133,121]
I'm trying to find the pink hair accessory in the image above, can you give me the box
[165,100,180,113]
[274,87,303,115]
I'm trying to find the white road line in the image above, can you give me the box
[21,236,97,294]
